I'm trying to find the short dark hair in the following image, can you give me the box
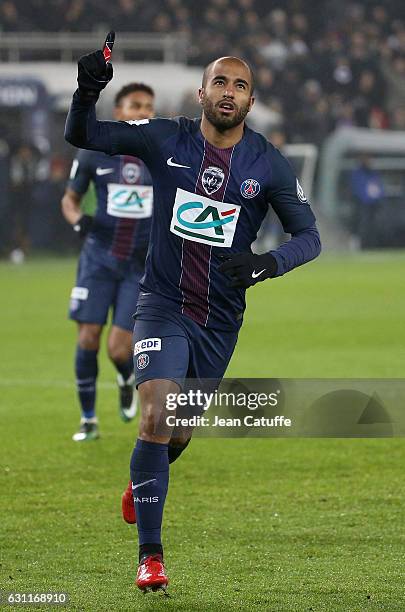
[114,83,155,106]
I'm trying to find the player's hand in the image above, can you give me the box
[218,252,278,288]
[77,31,115,97]
[73,214,93,238]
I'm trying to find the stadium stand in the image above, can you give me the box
[1,1,405,254]
[1,1,405,139]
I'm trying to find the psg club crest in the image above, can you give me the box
[202,166,225,195]
[240,178,260,199]
[122,162,141,184]
[137,353,149,370]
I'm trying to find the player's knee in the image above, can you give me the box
[138,401,164,439]
[107,342,130,364]
[78,325,101,351]
[107,330,132,364]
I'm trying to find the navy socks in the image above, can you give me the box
[130,439,169,547]
[75,346,98,419]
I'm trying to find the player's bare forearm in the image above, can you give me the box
[61,187,82,225]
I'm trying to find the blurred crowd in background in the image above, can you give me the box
[2,0,405,142]
[1,0,405,257]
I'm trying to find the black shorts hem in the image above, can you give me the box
[135,374,184,390]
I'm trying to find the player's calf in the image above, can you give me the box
[168,436,191,464]
[108,326,137,421]
[128,380,179,570]
[73,325,102,439]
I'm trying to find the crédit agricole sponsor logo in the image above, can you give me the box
[170,188,241,247]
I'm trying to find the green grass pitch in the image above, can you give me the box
[1,253,404,611]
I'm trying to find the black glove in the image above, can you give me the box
[218,252,278,288]
[73,214,93,238]
[77,31,115,100]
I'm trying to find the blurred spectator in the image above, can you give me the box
[267,128,287,149]
[2,0,405,144]
[353,69,385,127]
[30,157,72,251]
[350,154,385,248]
[1,1,18,31]
[380,52,405,115]
[9,143,41,260]
[292,80,331,144]
[3,0,405,255]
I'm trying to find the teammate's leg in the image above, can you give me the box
[108,325,133,378]
[111,263,143,421]
[107,325,136,421]
[69,244,116,440]
[73,323,103,441]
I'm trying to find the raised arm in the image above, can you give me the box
[65,90,114,153]
[65,32,176,162]
[65,31,119,153]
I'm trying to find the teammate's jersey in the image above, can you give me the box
[66,95,320,330]
[68,149,152,261]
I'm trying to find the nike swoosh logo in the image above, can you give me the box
[167,157,191,169]
[96,167,114,176]
[252,269,266,279]
[132,478,157,491]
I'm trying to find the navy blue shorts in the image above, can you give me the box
[133,306,238,389]
[69,244,144,332]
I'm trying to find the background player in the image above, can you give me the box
[62,81,155,441]
[65,37,321,591]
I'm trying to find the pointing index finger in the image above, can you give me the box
[103,31,115,62]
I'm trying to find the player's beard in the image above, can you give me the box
[202,96,250,131]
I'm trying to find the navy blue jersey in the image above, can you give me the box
[68,149,152,261]
[66,92,321,330]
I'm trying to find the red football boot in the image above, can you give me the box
[136,554,169,593]
[121,480,136,524]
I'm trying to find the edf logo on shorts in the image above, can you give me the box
[134,337,162,356]
[170,188,241,247]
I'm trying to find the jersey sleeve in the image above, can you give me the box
[65,90,178,165]
[67,149,93,195]
[108,117,178,163]
[266,148,316,234]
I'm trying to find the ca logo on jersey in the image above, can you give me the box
[202,166,225,195]
[170,188,240,247]
[107,183,153,219]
